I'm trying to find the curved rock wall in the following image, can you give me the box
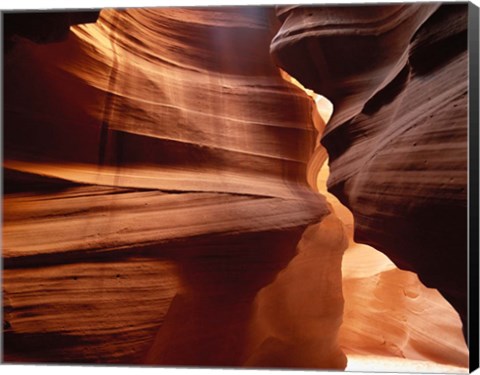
[271,3,469,338]
[3,8,333,365]
[4,8,317,199]
[245,215,348,369]
[312,163,469,370]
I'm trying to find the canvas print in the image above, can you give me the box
[1,2,478,373]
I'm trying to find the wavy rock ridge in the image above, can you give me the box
[3,7,334,365]
[271,2,469,339]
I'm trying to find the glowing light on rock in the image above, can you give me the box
[280,67,468,372]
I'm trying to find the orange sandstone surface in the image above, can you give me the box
[2,5,469,371]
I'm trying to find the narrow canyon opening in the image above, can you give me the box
[271,70,469,372]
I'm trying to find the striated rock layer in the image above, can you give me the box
[3,7,337,366]
[314,163,469,370]
[271,3,469,338]
[4,8,318,199]
[2,4,470,370]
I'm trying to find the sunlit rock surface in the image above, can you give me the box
[3,7,333,365]
[278,66,468,371]
[271,3,469,339]
[342,247,468,369]
[245,214,348,369]
[313,163,469,370]
[2,4,469,371]
[4,8,318,199]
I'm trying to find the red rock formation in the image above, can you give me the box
[341,245,468,368]
[312,163,469,370]
[3,7,335,366]
[245,215,348,369]
[271,3,469,339]
[2,4,470,371]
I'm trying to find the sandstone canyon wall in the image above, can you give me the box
[3,7,335,365]
[2,4,470,371]
[271,2,469,341]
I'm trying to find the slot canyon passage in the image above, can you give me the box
[2,3,470,372]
